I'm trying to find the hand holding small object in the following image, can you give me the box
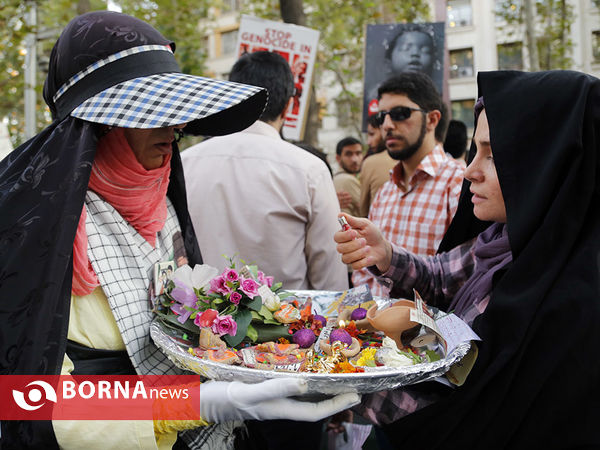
[334,213,392,272]
[200,378,360,423]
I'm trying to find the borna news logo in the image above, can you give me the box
[12,380,58,411]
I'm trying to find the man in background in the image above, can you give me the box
[359,114,398,217]
[182,51,347,293]
[333,136,363,217]
[182,51,347,449]
[352,72,463,297]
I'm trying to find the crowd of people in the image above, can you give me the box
[0,9,598,450]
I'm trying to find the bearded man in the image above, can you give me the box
[352,72,463,296]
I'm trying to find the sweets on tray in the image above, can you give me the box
[186,292,447,375]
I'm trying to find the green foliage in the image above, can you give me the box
[495,0,574,70]
[223,307,252,347]
[0,1,28,146]
[0,0,107,147]
[0,0,215,147]
[118,0,214,76]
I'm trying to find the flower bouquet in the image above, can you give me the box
[153,258,293,348]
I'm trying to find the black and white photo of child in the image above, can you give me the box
[363,22,445,130]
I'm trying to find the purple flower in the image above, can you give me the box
[171,303,192,324]
[224,268,239,283]
[257,271,274,288]
[240,278,259,299]
[229,291,242,305]
[209,275,231,295]
[211,315,238,337]
[170,279,197,307]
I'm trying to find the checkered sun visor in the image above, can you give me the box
[57,45,267,136]
[72,73,265,131]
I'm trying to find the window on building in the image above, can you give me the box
[494,0,521,22]
[220,29,238,56]
[497,42,523,70]
[451,99,475,128]
[447,0,472,28]
[593,31,600,63]
[449,48,474,78]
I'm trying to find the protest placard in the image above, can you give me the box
[236,15,320,140]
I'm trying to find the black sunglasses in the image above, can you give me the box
[374,106,425,126]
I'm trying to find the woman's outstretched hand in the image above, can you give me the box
[334,213,392,273]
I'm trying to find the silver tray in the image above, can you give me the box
[150,290,471,395]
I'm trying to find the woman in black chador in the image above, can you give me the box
[336,70,600,449]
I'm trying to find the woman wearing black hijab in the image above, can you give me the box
[0,11,358,450]
[335,70,600,448]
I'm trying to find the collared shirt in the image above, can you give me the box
[358,150,398,217]
[352,145,464,296]
[181,120,348,291]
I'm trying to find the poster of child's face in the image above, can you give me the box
[362,22,445,130]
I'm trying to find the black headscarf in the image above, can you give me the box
[0,12,262,448]
[384,70,600,448]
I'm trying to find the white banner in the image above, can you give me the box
[236,15,320,141]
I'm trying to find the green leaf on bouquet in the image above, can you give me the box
[277,291,293,299]
[258,305,274,320]
[211,298,225,309]
[271,282,283,291]
[251,322,290,343]
[251,309,277,324]
[254,306,280,325]
[246,323,258,342]
[245,295,263,312]
[223,308,252,347]
[154,310,200,337]
[220,304,237,316]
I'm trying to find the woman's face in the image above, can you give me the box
[464,110,507,223]
[123,124,186,170]
[390,31,434,76]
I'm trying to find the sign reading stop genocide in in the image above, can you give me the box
[236,15,320,141]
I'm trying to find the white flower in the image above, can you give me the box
[192,264,219,290]
[172,264,218,291]
[381,350,414,368]
[379,337,415,367]
[258,285,281,311]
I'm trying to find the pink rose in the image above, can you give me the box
[257,271,274,288]
[194,309,218,328]
[240,278,259,298]
[211,314,238,337]
[224,268,239,283]
[209,275,231,295]
[229,291,242,305]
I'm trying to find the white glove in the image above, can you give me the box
[200,378,360,423]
